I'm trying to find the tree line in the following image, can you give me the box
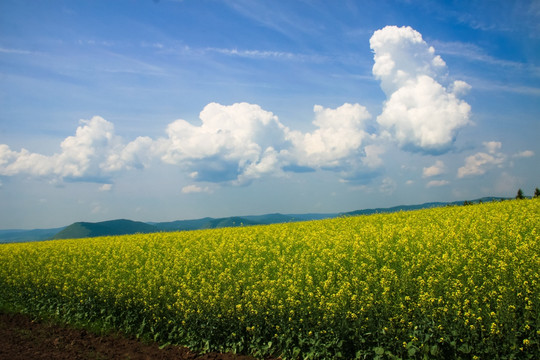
[462,187,539,206]
[516,187,540,199]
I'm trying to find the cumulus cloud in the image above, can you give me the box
[0,117,151,181]
[104,136,154,172]
[457,142,534,179]
[458,141,505,178]
[362,144,385,169]
[1,117,113,178]
[371,26,471,154]
[283,103,388,184]
[370,25,446,94]
[156,102,290,184]
[1,25,477,191]
[155,102,380,186]
[423,160,446,178]
[287,103,373,169]
[0,102,380,187]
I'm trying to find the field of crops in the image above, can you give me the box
[0,199,539,359]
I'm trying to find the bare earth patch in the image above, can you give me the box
[0,312,260,360]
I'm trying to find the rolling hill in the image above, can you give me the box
[53,219,158,240]
[0,227,66,243]
[0,197,510,243]
[340,197,507,216]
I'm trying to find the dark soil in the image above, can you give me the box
[0,312,261,360]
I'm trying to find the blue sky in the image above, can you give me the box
[1,0,539,229]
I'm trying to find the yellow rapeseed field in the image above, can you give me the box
[0,199,538,359]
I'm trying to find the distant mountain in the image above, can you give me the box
[0,197,511,243]
[154,215,282,232]
[153,213,337,232]
[152,217,215,232]
[241,213,297,224]
[206,216,261,228]
[242,213,336,224]
[0,227,65,243]
[53,219,158,240]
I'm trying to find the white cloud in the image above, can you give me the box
[157,102,290,184]
[91,203,105,214]
[423,160,446,178]
[483,141,502,154]
[0,47,34,55]
[104,136,154,172]
[450,80,472,96]
[0,26,477,191]
[379,177,397,194]
[287,103,372,169]
[0,117,112,178]
[370,25,446,94]
[458,152,504,177]
[362,144,385,169]
[57,116,119,177]
[285,103,385,184]
[458,141,506,178]
[0,116,150,181]
[181,184,212,194]
[513,150,534,158]
[370,26,471,154]
[427,180,450,188]
[99,184,113,191]
[457,143,534,179]
[206,47,323,62]
[237,147,283,184]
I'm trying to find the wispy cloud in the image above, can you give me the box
[513,150,534,158]
[223,0,322,40]
[181,184,212,194]
[0,47,34,55]
[99,184,113,191]
[427,180,450,188]
[205,47,326,63]
[463,78,540,97]
[433,40,540,77]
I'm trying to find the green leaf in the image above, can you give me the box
[159,342,171,350]
[458,343,472,354]
[374,346,385,355]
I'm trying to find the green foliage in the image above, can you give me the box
[1,199,539,359]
